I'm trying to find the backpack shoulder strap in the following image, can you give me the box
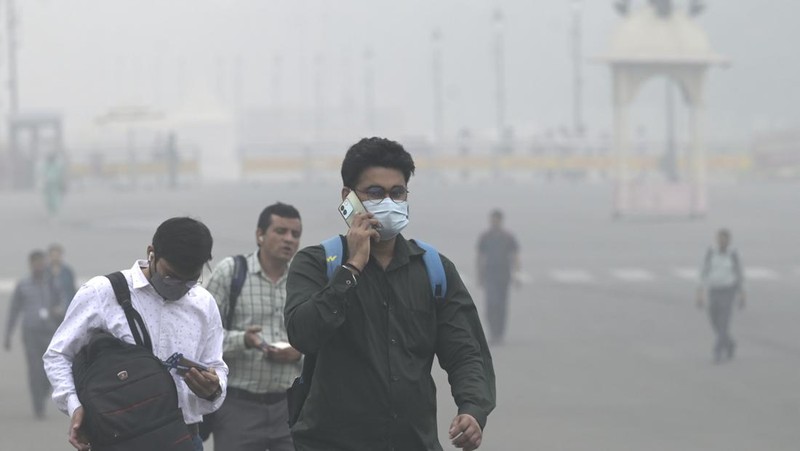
[321,235,345,280]
[411,239,447,301]
[226,255,248,328]
[105,271,152,351]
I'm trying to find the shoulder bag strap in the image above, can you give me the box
[105,271,152,351]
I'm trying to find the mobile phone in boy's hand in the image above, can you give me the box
[164,352,208,376]
[176,355,208,375]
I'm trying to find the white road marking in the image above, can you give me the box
[674,267,699,280]
[0,279,14,294]
[514,271,533,285]
[611,268,655,282]
[549,269,595,284]
[744,267,779,280]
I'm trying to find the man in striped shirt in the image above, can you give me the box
[206,203,303,451]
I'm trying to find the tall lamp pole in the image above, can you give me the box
[6,0,19,115]
[571,0,584,135]
[492,7,507,150]
[364,47,375,132]
[431,28,444,151]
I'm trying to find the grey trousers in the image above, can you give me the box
[22,327,53,418]
[708,287,737,358]
[212,394,294,451]
[484,278,510,342]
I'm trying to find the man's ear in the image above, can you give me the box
[341,187,351,201]
[146,245,154,259]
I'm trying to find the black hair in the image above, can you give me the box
[152,217,213,275]
[490,209,504,219]
[29,250,45,263]
[340,137,415,189]
[257,202,301,231]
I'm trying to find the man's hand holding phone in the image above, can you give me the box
[345,211,380,272]
[184,365,221,401]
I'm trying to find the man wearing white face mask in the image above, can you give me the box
[286,137,495,451]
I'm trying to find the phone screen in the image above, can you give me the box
[338,190,368,228]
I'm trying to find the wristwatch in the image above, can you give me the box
[204,385,223,402]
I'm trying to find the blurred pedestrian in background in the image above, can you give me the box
[42,151,67,220]
[476,209,520,345]
[4,250,62,419]
[697,228,746,364]
[48,243,77,311]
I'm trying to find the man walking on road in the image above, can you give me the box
[44,217,228,450]
[205,202,303,451]
[48,243,77,310]
[286,137,495,451]
[4,250,63,419]
[476,209,519,345]
[697,228,746,364]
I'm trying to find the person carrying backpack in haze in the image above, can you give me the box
[285,137,496,451]
[44,217,228,450]
[697,228,746,364]
[204,202,303,450]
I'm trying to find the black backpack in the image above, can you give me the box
[71,271,194,451]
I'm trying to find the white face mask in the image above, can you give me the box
[363,198,409,241]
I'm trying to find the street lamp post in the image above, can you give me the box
[431,28,444,151]
[492,7,507,151]
[364,47,375,132]
[571,0,584,135]
[6,0,19,115]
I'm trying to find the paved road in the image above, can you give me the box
[1,178,798,450]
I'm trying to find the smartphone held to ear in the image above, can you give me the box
[339,190,369,228]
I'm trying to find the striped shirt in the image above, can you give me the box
[205,251,301,394]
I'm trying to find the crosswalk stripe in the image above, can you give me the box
[611,268,655,282]
[673,267,698,280]
[1,267,796,295]
[550,269,595,284]
[745,267,779,280]
[0,279,14,294]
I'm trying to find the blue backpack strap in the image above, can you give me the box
[412,239,447,301]
[321,235,345,280]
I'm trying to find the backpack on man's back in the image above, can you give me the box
[286,236,447,427]
[71,272,193,451]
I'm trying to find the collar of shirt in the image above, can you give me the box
[132,259,153,290]
[247,250,288,285]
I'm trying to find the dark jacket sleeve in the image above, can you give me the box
[285,245,359,354]
[435,255,496,430]
[5,283,23,342]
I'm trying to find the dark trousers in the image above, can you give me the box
[708,287,737,359]
[22,327,54,418]
[484,278,510,342]
[212,392,294,451]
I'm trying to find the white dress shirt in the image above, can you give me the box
[43,260,228,424]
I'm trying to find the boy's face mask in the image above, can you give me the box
[363,198,409,241]
[148,256,196,301]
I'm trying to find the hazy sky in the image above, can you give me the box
[8,0,800,148]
